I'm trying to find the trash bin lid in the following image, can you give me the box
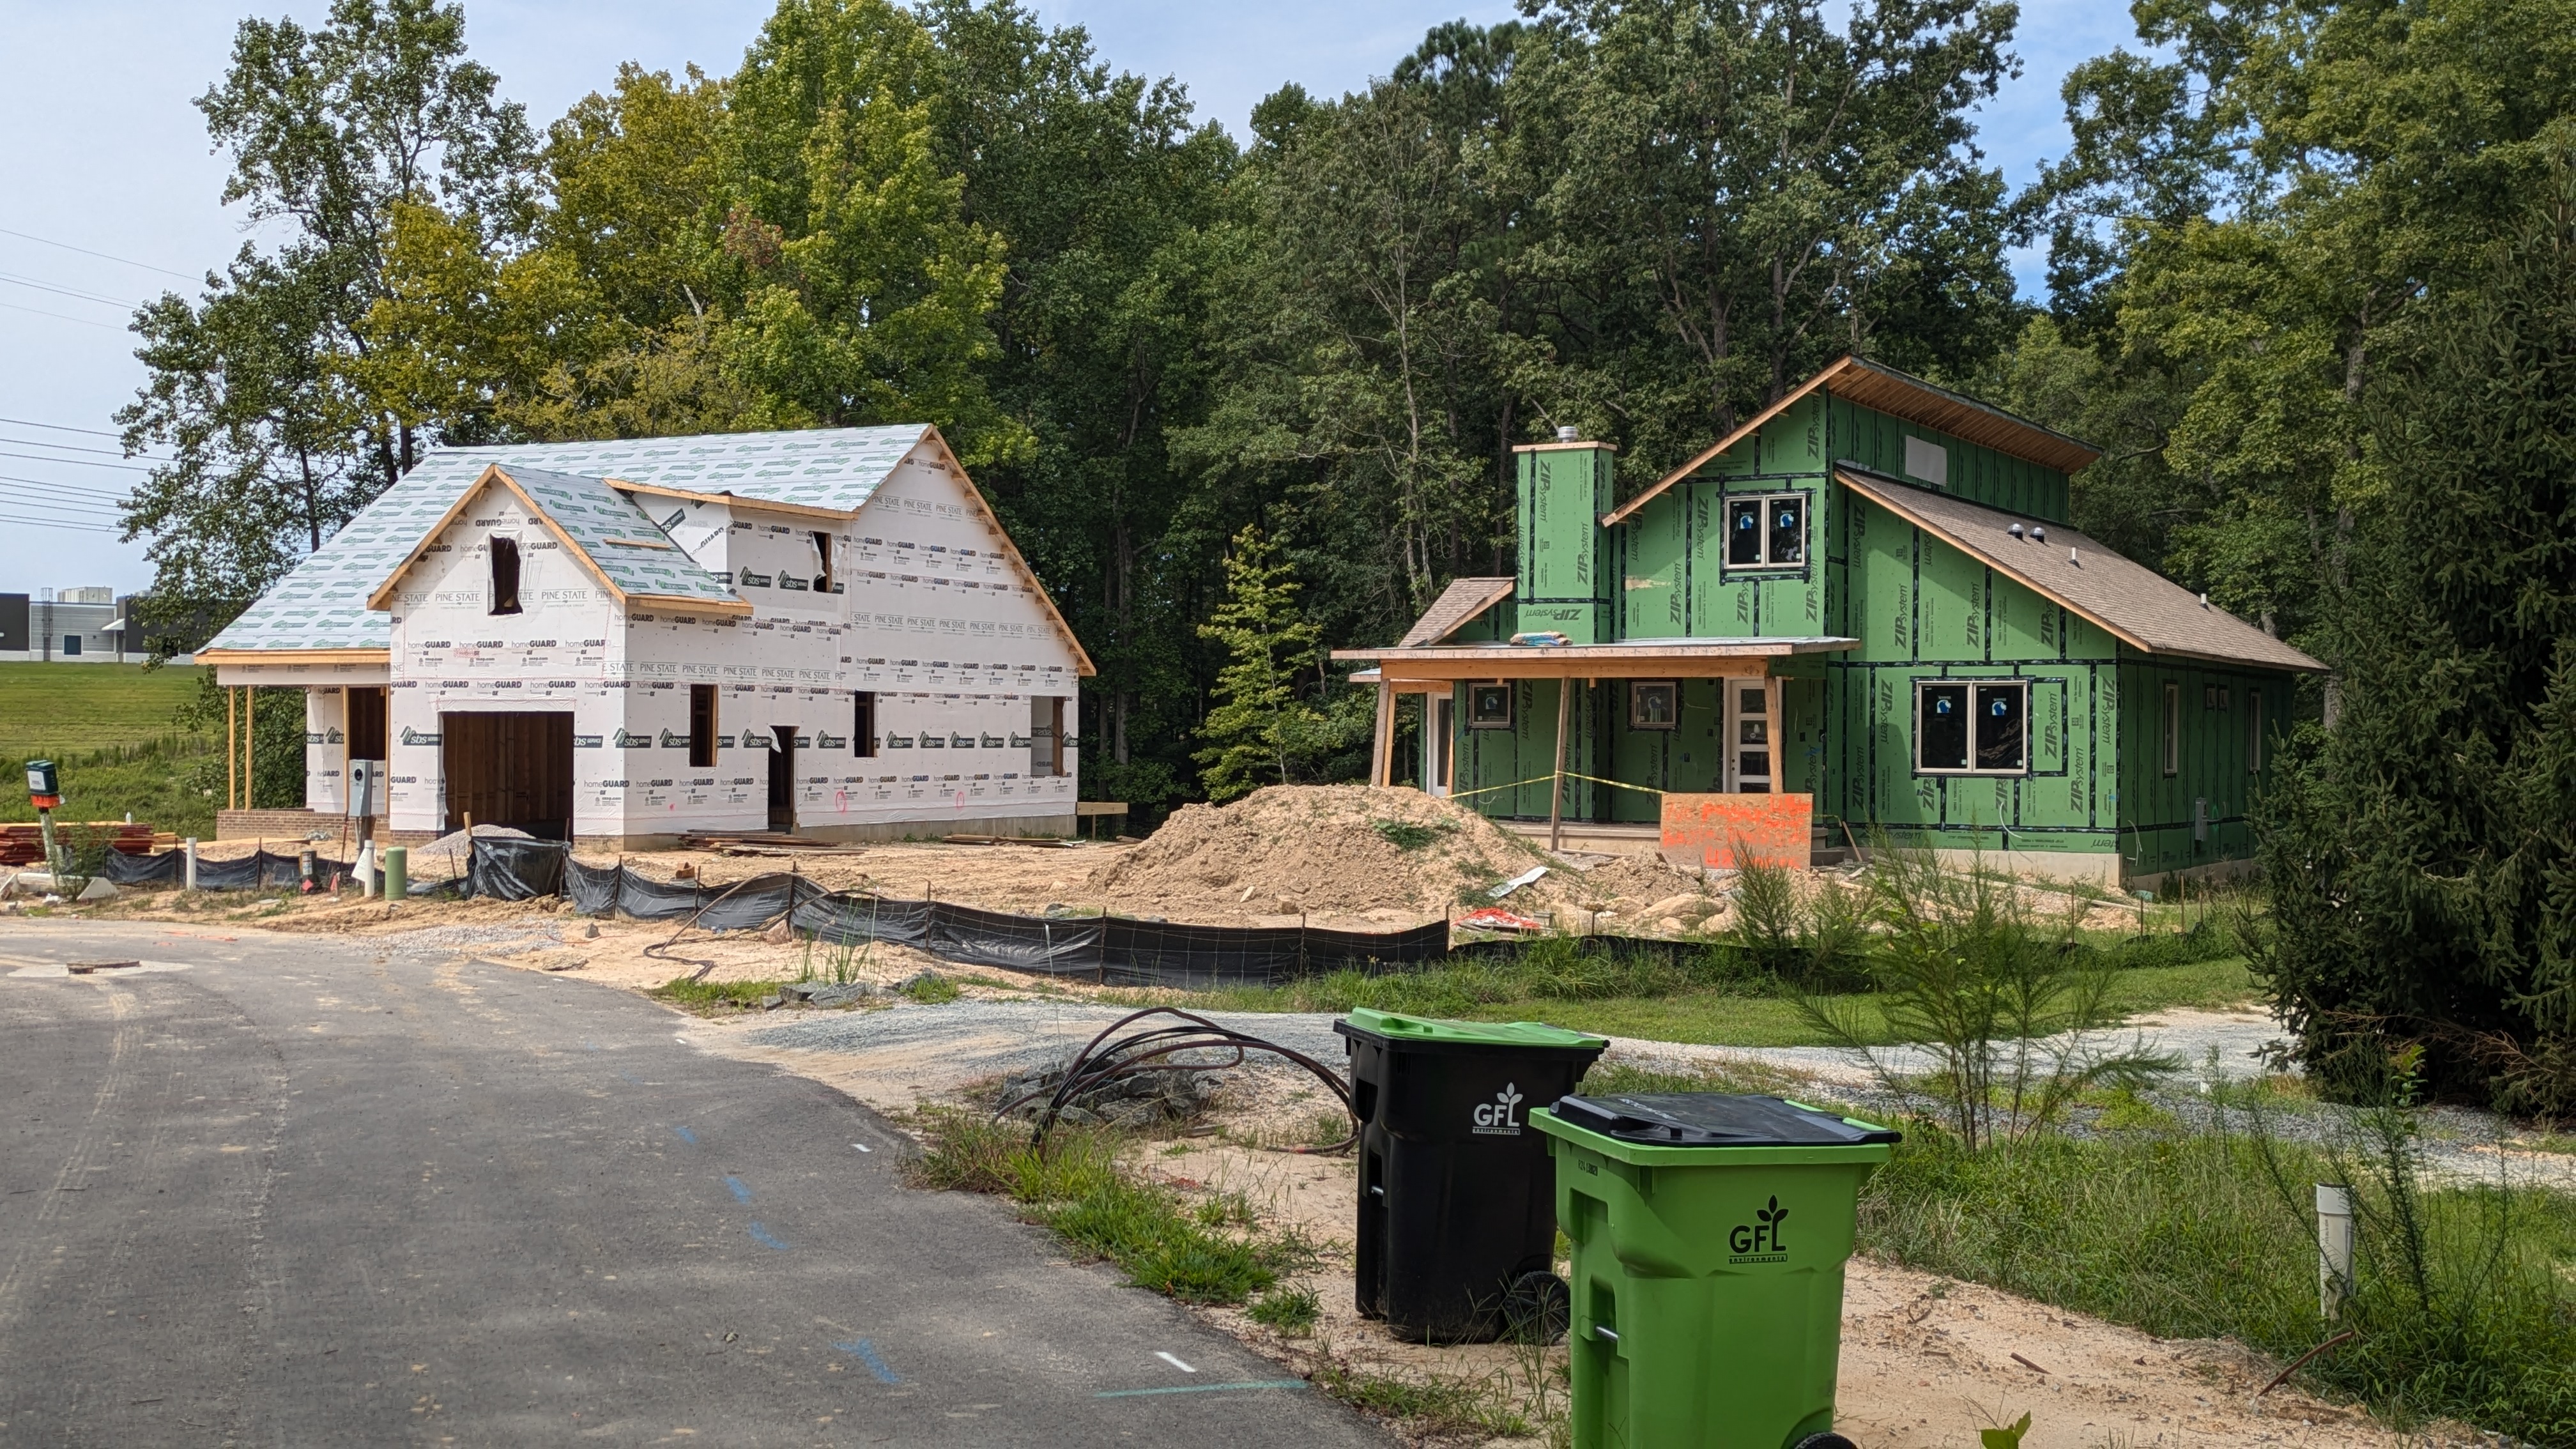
[1335,1006,1607,1052]
[1549,1093,1898,1147]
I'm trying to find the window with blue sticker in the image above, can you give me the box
[1726,493,1805,568]
[1916,680,2028,774]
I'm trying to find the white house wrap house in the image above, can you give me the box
[194,427,1092,848]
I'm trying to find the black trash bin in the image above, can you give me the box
[1336,1006,1609,1343]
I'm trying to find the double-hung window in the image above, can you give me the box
[1726,493,1806,569]
[1915,679,2030,775]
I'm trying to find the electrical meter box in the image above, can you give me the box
[348,759,385,818]
[26,760,59,799]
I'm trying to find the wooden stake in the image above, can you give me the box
[1370,682,1394,787]
[1549,680,1572,853]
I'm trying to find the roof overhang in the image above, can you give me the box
[611,478,857,522]
[1602,355,2101,527]
[1331,636,1857,682]
[195,648,392,667]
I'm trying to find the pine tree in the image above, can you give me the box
[2259,153,2576,1111]
[1194,525,1333,802]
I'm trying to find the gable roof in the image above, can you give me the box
[203,425,937,656]
[365,464,749,614]
[1837,468,2324,672]
[1602,356,2101,527]
[1399,577,1516,646]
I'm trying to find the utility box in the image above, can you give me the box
[347,758,385,818]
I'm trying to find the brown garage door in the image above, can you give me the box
[441,712,575,839]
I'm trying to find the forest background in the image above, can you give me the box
[111,0,2576,1105]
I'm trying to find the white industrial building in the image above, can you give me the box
[195,427,1091,848]
[0,588,148,663]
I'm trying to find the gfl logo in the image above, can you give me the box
[1471,1083,1526,1135]
[1728,1196,1790,1256]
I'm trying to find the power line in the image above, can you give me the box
[0,298,126,331]
[0,271,139,310]
[0,433,167,461]
[0,472,136,500]
[0,415,123,439]
[2,516,119,535]
[0,224,199,282]
[0,448,150,472]
[0,485,126,513]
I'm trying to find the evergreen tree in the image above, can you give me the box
[1193,525,1359,801]
[2257,151,2576,1112]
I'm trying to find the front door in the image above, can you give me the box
[767,724,796,832]
[1426,696,1453,797]
[1724,682,1772,793]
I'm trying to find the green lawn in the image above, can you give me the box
[0,662,206,756]
[1171,954,2259,1048]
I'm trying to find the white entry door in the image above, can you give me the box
[1426,696,1453,796]
[1724,682,1772,793]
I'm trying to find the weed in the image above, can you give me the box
[1246,1283,1320,1335]
[901,972,962,1004]
[1312,1362,1530,1439]
[1372,819,1453,852]
[648,977,792,1016]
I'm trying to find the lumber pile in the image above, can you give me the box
[0,822,158,866]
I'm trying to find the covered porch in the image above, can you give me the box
[1333,636,1857,862]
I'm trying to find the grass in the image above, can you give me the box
[0,662,207,756]
[907,1110,1313,1307]
[1246,1283,1321,1335]
[0,733,226,835]
[1169,946,2256,1049]
[1863,1117,2576,1441]
[648,977,795,1015]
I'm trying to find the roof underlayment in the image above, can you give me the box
[486,465,746,605]
[1837,468,2326,671]
[203,426,928,654]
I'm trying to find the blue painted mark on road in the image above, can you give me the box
[672,1126,696,1145]
[831,1339,901,1383]
[724,1176,753,1204]
[618,1070,645,1085]
[747,1222,790,1251]
[1094,1381,1310,1399]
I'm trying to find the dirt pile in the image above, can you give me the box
[1084,784,1706,924]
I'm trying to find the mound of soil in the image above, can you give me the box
[1085,784,1703,923]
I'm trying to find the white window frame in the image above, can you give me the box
[1913,678,2032,777]
[1723,492,1807,570]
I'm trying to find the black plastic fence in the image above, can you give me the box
[103,845,353,891]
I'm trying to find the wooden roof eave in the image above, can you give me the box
[195,647,392,666]
[1331,638,1857,681]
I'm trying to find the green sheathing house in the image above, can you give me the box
[1388,357,2322,886]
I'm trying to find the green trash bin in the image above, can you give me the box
[1533,1093,1899,1449]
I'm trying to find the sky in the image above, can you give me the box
[0,0,2140,599]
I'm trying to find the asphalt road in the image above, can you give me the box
[0,921,1385,1448]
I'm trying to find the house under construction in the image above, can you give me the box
[195,428,1091,848]
[1340,356,2323,889]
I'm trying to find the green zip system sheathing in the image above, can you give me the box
[1517,444,1615,643]
[1436,380,2295,883]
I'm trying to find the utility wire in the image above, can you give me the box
[0,487,126,516]
[0,415,125,438]
[0,472,136,500]
[0,224,199,281]
[0,298,126,331]
[6,517,118,535]
[0,271,139,309]
[0,434,171,462]
[0,449,151,472]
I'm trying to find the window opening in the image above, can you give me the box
[853,691,877,758]
[689,684,717,767]
[1468,683,1514,729]
[1629,680,1677,730]
[2163,681,2181,776]
[812,531,836,594]
[1915,680,2028,776]
[489,536,523,615]
[1726,493,1805,569]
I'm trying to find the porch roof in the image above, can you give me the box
[1333,635,1857,681]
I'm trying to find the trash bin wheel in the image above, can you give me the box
[1791,1434,1859,1449]
[1499,1270,1570,1344]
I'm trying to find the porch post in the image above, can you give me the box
[1370,681,1395,787]
[1764,673,1785,794]
[227,686,238,811]
[1548,679,1572,852]
[244,686,256,810]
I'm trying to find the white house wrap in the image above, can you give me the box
[197,426,1091,848]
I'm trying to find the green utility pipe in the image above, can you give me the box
[382,847,407,902]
